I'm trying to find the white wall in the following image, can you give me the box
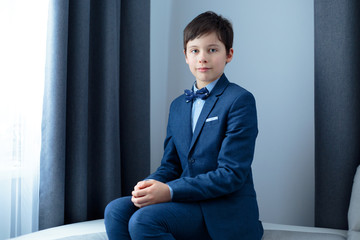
[151,0,314,227]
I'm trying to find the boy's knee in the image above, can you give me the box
[104,199,117,224]
[128,208,150,231]
[128,206,165,237]
[104,196,134,222]
[104,198,118,217]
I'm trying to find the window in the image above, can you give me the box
[0,0,49,238]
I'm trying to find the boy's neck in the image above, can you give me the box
[196,79,215,89]
[195,77,221,92]
[195,74,222,89]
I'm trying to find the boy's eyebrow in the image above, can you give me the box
[187,43,221,49]
[207,44,221,48]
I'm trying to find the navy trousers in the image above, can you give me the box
[104,196,212,240]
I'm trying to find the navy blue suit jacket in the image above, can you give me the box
[148,74,263,240]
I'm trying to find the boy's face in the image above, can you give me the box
[184,32,233,89]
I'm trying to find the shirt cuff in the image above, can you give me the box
[167,184,173,199]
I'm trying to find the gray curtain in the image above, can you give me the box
[39,0,150,230]
[315,0,360,230]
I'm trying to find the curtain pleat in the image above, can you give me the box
[314,0,360,230]
[39,0,150,230]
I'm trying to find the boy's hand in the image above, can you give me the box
[131,180,171,208]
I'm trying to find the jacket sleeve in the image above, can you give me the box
[146,102,183,183]
[167,91,258,202]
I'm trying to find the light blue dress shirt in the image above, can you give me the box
[191,79,219,132]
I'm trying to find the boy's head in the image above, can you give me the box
[183,11,233,55]
[183,11,234,88]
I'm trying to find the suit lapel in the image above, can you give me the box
[188,74,229,153]
[181,96,193,151]
[189,96,218,151]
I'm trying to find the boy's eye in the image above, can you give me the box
[191,49,198,54]
[209,49,217,53]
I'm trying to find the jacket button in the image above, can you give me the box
[189,158,195,163]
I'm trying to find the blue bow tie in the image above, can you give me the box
[184,87,210,102]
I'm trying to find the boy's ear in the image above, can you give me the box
[226,48,234,63]
[184,49,189,64]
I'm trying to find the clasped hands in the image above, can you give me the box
[131,179,171,208]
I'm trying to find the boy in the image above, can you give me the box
[105,11,263,240]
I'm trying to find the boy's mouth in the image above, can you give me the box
[197,67,211,72]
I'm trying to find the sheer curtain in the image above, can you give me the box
[0,0,49,238]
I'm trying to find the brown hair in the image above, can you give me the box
[183,11,233,55]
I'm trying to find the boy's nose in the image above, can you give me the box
[198,56,208,63]
[198,51,208,63]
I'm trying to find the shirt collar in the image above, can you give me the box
[193,78,220,93]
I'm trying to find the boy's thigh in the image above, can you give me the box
[130,201,211,240]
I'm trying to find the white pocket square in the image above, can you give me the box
[206,116,218,122]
